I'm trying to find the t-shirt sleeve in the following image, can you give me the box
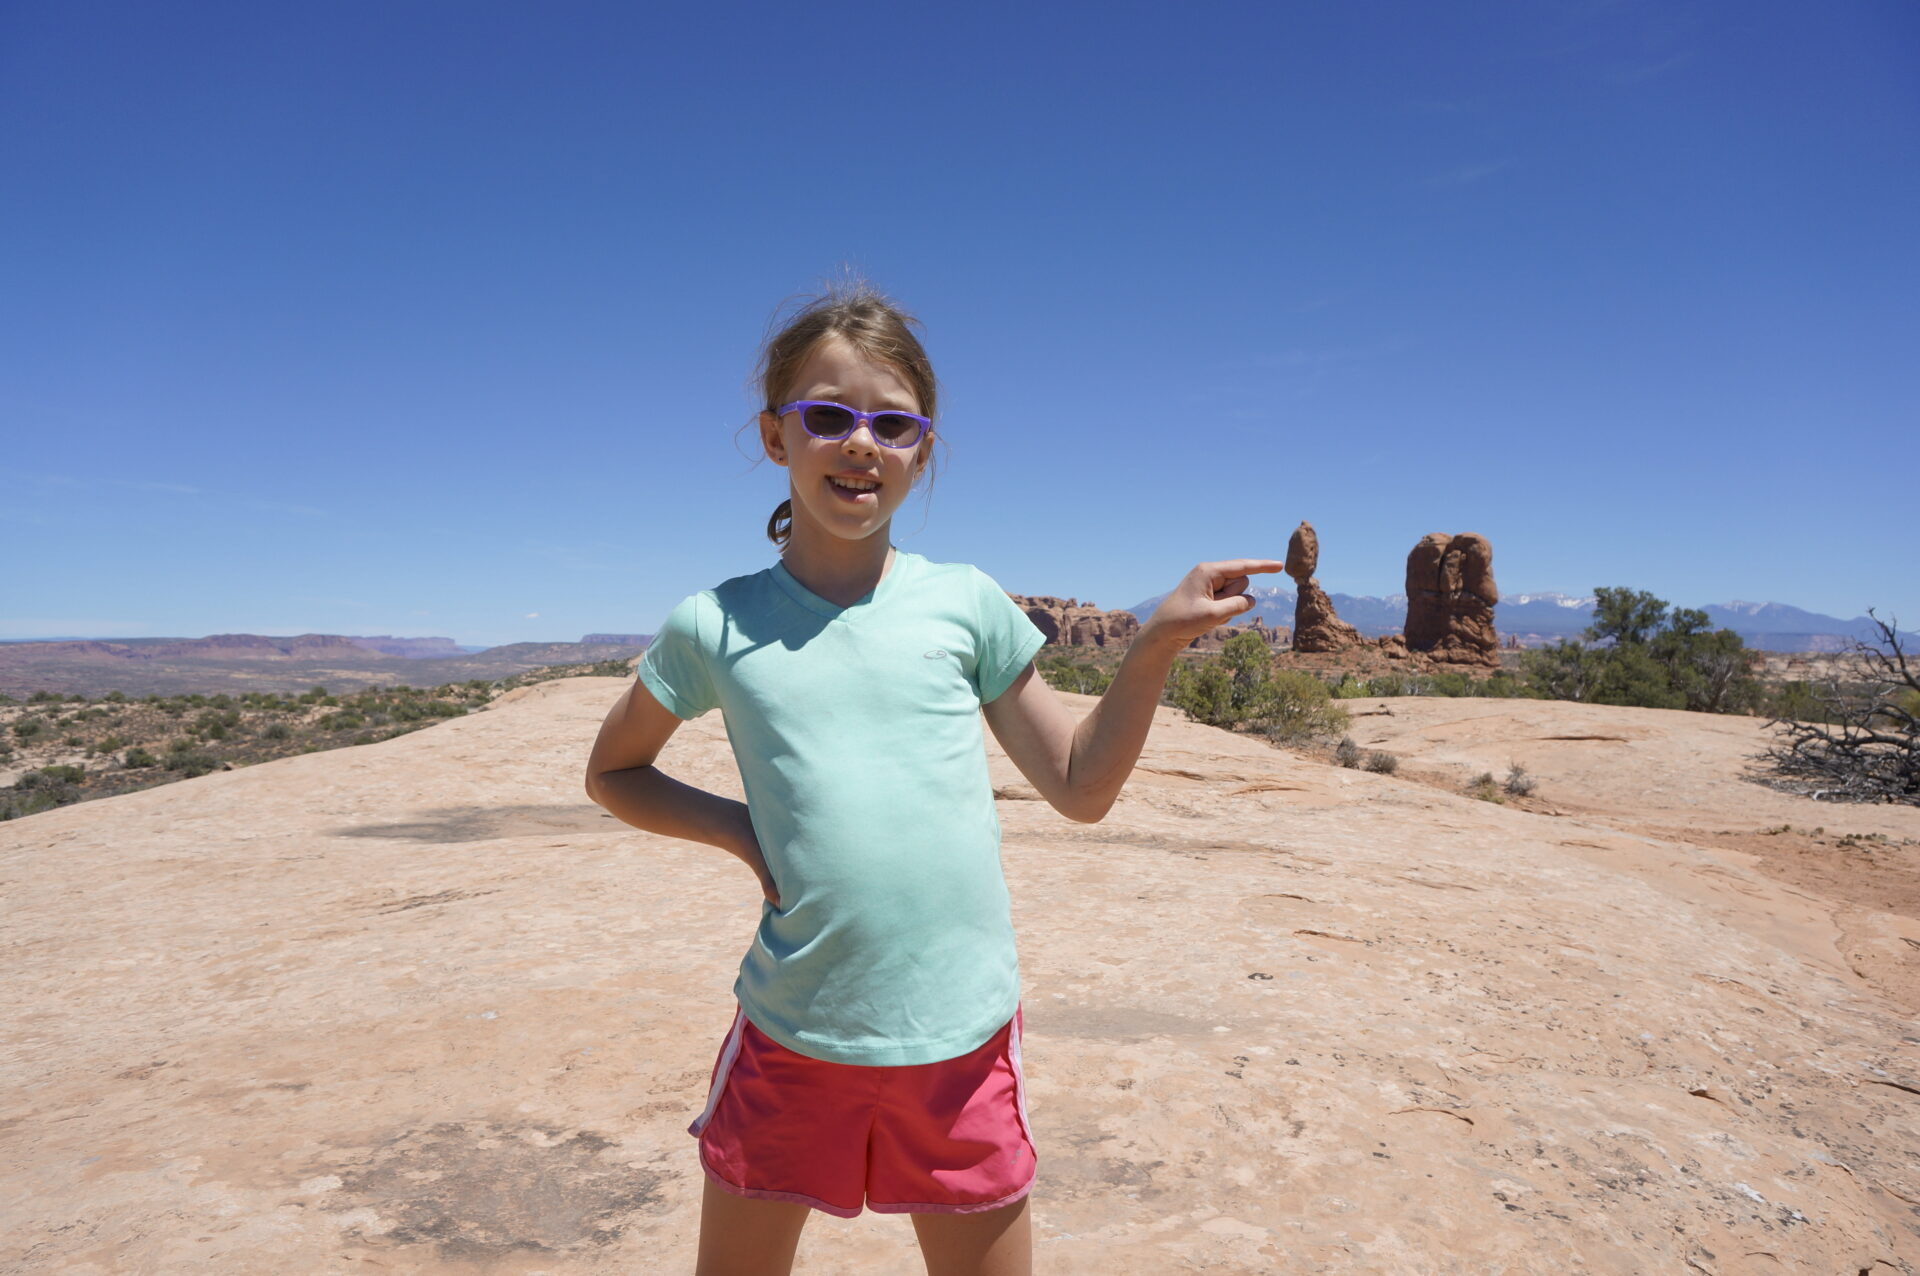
[636,594,719,720]
[970,568,1048,704]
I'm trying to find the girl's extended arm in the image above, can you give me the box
[982,558,1285,823]
[584,681,781,906]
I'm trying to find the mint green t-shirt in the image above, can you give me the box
[637,550,1047,1066]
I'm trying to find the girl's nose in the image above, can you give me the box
[841,425,880,454]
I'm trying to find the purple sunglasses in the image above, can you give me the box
[777,400,931,449]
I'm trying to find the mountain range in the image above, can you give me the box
[1123,589,1916,654]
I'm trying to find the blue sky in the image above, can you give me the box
[4,1,1915,647]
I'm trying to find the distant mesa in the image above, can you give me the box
[346,635,468,659]
[0,632,655,699]
[1010,594,1286,652]
[1010,596,1140,649]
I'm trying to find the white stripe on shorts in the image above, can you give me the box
[687,1005,748,1138]
[1007,1010,1035,1145]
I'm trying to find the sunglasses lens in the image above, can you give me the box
[801,404,855,437]
[871,414,922,446]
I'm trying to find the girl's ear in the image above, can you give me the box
[759,410,787,466]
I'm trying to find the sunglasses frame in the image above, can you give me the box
[777,400,931,450]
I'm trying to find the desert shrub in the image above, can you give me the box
[1766,681,1842,724]
[1364,750,1399,774]
[1364,674,1408,697]
[1260,670,1350,744]
[262,722,292,741]
[1334,736,1362,768]
[1167,632,1272,729]
[321,711,366,731]
[1166,633,1347,742]
[1331,675,1371,700]
[103,690,127,703]
[2,776,83,819]
[123,747,158,768]
[12,718,46,740]
[28,690,64,704]
[1469,771,1504,803]
[1764,611,1918,804]
[164,747,221,777]
[1038,653,1114,696]
[37,764,85,784]
[1503,763,1537,798]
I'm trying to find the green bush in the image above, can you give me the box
[1261,669,1350,743]
[1334,736,1362,767]
[37,764,85,784]
[164,748,221,778]
[1166,634,1349,743]
[1522,587,1761,713]
[123,747,159,768]
[1038,653,1114,696]
[12,718,46,740]
[262,722,292,741]
[1469,771,1504,803]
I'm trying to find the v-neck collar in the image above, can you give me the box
[772,548,915,620]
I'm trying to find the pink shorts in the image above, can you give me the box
[688,1004,1036,1218]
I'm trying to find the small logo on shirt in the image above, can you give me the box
[923,649,950,660]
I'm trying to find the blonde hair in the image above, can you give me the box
[755,283,939,546]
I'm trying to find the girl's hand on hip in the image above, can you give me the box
[1139,559,1288,649]
[721,803,781,908]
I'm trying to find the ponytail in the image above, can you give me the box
[767,499,793,547]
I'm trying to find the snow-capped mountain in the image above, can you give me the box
[1122,588,1914,653]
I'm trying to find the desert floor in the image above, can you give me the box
[4,679,1917,1274]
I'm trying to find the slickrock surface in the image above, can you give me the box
[6,679,1919,1274]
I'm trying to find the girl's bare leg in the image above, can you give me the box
[693,1178,811,1276]
[910,1195,1032,1276]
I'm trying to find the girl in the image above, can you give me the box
[584,285,1282,1276]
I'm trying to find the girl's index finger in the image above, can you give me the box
[1207,559,1287,583]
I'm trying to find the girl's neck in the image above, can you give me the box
[780,522,896,608]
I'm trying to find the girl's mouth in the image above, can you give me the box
[828,476,881,503]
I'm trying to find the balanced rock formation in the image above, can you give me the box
[1285,522,1364,653]
[1404,533,1500,666]
[1010,596,1141,648]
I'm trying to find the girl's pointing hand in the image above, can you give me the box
[1139,559,1288,648]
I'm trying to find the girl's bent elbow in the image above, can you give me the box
[1059,795,1112,824]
